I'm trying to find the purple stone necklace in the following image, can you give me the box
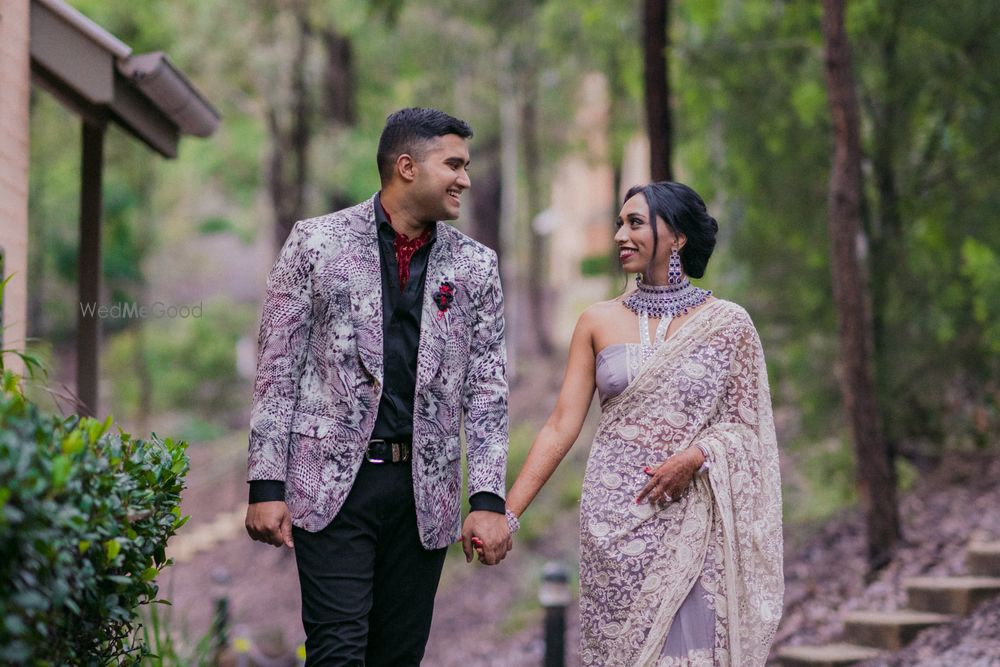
[622,249,712,320]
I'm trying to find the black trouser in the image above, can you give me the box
[292,459,448,667]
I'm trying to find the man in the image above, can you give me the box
[245,108,515,666]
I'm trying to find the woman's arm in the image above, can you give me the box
[505,309,599,518]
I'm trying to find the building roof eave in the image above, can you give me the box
[29,0,220,153]
[34,0,131,59]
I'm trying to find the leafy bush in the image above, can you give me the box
[0,372,190,665]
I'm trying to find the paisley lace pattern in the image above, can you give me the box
[579,300,783,666]
[248,195,509,548]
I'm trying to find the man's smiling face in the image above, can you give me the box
[408,133,471,222]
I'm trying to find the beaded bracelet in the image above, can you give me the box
[505,508,520,535]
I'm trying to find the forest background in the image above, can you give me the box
[19,0,1000,659]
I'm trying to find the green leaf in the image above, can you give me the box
[51,455,72,490]
[62,430,85,455]
[2,371,19,393]
[78,540,91,554]
[87,416,109,442]
[105,538,122,562]
[140,567,158,582]
[197,216,237,236]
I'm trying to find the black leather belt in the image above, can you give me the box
[365,439,412,464]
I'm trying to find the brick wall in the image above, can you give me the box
[0,0,31,374]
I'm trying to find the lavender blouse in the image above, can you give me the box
[595,343,645,404]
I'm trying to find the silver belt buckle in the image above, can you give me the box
[366,439,386,464]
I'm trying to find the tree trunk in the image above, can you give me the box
[497,46,522,380]
[643,0,672,182]
[821,0,900,571]
[865,4,906,460]
[269,12,312,248]
[469,137,503,258]
[520,61,554,357]
[321,27,355,127]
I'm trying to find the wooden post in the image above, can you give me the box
[77,120,105,417]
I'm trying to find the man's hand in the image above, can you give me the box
[461,511,511,565]
[245,501,294,548]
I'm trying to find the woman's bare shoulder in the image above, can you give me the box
[581,297,627,321]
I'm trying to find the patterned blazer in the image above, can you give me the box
[247,195,509,549]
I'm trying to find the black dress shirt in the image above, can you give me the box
[371,196,433,441]
[249,195,503,514]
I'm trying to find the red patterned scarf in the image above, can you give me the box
[383,205,433,290]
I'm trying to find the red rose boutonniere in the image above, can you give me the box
[433,281,456,318]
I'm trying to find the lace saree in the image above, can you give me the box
[579,300,783,666]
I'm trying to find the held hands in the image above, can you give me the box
[636,447,705,506]
[245,501,295,548]
[461,511,512,566]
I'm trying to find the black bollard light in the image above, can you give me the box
[539,561,571,667]
[210,566,232,659]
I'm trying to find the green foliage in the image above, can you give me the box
[961,237,1000,354]
[0,373,189,665]
[138,603,214,667]
[784,437,859,526]
[579,253,615,278]
[674,0,1000,458]
[104,300,255,422]
[784,436,920,527]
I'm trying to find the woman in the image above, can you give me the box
[505,182,783,666]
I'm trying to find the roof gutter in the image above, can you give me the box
[117,52,221,138]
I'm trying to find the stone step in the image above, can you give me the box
[842,609,952,651]
[967,542,1000,577]
[904,576,1000,615]
[776,642,884,667]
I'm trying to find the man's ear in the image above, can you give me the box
[396,153,417,183]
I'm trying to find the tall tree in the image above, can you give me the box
[821,0,900,570]
[518,13,554,357]
[267,8,313,248]
[643,0,672,181]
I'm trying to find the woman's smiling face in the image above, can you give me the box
[614,193,682,284]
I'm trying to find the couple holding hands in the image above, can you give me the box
[246,108,783,666]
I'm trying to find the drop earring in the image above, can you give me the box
[667,247,683,285]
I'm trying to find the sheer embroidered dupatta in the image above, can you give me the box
[580,300,783,666]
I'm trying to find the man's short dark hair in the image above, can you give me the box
[377,108,473,183]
